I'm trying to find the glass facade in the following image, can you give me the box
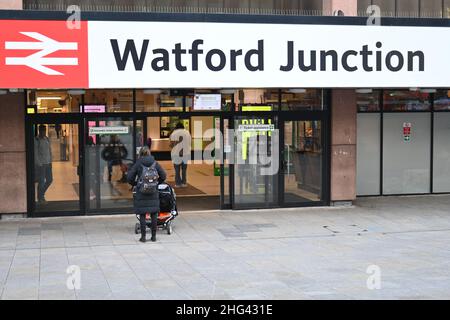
[27,90,82,113]
[357,90,380,112]
[233,115,278,208]
[281,89,325,111]
[356,113,381,195]
[433,113,450,192]
[382,112,430,194]
[26,88,329,215]
[84,90,133,112]
[434,89,450,111]
[85,117,135,211]
[32,122,80,212]
[284,120,322,202]
[383,90,431,111]
[356,89,450,196]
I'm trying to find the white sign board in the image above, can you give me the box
[238,124,275,132]
[194,94,222,110]
[88,21,450,88]
[83,105,106,113]
[89,126,129,135]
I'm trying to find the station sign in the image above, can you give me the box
[0,19,449,88]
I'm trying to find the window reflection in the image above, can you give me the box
[284,120,322,203]
[357,90,380,112]
[135,90,184,113]
[84,90,133,112]
[383,90,431,111]
[434,90,450,111]
[28,90,82,113]
[85,118,134,210]
[281,89,324,111]
[235,89,278,111]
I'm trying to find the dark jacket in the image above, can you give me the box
[127,155,167,214]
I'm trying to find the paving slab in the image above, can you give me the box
[2,195,450,299]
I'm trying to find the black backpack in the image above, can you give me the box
[136,163,159,195]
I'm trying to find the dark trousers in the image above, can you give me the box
[37,164,53,201]
[139,212,158,239]
[107,160,124,181]
[174,162,187,185]
[107,161,115,181]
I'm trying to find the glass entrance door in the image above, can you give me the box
[281,119,326,205]
[232,115,279,209]
[84,117,136,212]
[31,121,81,214]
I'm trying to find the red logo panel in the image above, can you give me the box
[0,20,88,88]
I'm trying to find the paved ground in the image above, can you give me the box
[1,195,450,300]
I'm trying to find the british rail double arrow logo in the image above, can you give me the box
[5,32,78,75]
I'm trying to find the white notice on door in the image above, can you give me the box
[88,126,129,135]
[238,124,275,132]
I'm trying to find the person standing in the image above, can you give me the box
[55,123,62,139]
[34,125,53,204]
[102,135,128,182]
[170,122,191,188]
[127,146,167,243]
[146,137,152,150]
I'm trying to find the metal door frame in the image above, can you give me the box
[26,114,84,217]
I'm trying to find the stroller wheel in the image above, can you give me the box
[135,223,140,235]
[167,222,173,235]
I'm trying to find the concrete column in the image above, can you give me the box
[330,90,357,203]
[0,0,22,9]
[0,92,27,215]
[324,0,358,204]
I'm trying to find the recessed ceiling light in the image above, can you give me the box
[289,88,306,93]
[420,89,437,93]
[37,97,62,100]
[220,89,236,94]
[143,89,162,95]
[355,89,373,94]
[67,89,86,95]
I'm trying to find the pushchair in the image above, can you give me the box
[134,183,178,235]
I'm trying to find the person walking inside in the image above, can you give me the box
[34,125,53,204]
[127,146,167,243]
[170,122,191,188]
